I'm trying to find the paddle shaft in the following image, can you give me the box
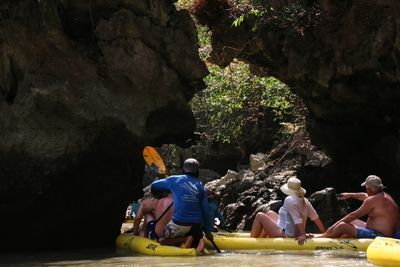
[218,226,232,233]
[207,236,221,253]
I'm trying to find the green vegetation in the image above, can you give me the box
[176,0,195,10]
[197,24,212,48]
[192,62,299,144]
[231,6,265,32]
[177,0,301,144]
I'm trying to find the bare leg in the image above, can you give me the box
[250,212,283,237]
[259,229,268,238]
[266,210,279,221]
[196,238,205,254]
[185,235,193,248]
[259,211,278,237]
[350,219,366,228]
[322,222,357,238]
[250,212,264,237]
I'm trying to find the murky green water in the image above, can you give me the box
[0,249,374,267]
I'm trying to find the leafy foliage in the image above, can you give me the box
[192,62,299,144]
[232,7,264,32]
[229,0,321,36]
[176,0,302,144]
[197,24,212,47]
[176,0,197,10]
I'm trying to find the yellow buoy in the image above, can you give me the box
[367,237,400,267]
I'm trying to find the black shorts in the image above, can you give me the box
[186,224,204,248]
[147,220,159,241]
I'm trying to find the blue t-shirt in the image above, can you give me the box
[151,174,212,234]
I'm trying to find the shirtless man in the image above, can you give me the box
[321,175,399,238]
[132,190,173,241]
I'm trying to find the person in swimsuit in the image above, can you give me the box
[132,190,173,240]
[321,175,399,238]
[250,177,325,245]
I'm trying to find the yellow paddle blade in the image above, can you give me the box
[143,146,167,175]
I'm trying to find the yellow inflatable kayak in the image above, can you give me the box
[367,237,400,266]
[116,233,197,256]
[206,235,372,251]
[215,231,250,238]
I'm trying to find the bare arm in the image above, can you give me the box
[328,197,372,231]
[313,218,326,233]
[295,223,306,245]
[133,202,148,235]
[342,201,371,222]
[132,207,143,235]
[340,192,368,201]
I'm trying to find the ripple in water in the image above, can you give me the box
[0,249,374,267]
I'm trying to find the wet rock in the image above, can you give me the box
[199,168,222,184]
[194,0,400,195]
[208,128,351,231]
[224,202,246,229]
[308,187,352,230]
[0,0,207,250]
[250,153,267,172]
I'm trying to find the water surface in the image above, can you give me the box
[0,249,374,267]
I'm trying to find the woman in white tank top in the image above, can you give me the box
[250,178,325,245]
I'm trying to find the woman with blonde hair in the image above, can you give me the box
[250,177,325,244]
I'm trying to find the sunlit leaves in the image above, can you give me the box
[175,0,301,144]
[193,62,298,143]
[232,14,245,27]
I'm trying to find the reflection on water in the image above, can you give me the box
[0,249,374,267]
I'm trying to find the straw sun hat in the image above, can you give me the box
[280,177,306,197]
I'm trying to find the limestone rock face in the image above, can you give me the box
[0,0,207,250]
[204,129,352,232]
[195,0,400,190]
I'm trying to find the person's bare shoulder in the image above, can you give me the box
[159,197,173,208]
[142,198,157,211]
[384,192,398,204]
[382,193,399,207]
[365,193,386,206]
[362,195,379,206]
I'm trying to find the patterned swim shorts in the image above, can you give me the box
[162,220,191,239]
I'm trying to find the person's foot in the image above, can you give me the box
[185,235,193,248]
[195,238,205,254]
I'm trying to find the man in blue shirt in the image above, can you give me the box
[150,158,213,254]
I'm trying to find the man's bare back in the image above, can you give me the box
[133,194,173,237]
[152,195,173,236]
[364,192,399,236]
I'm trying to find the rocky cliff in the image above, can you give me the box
[205,127,351,232]
[2,0,400,251]
[194,0,400,193]
[0,0,207,250]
